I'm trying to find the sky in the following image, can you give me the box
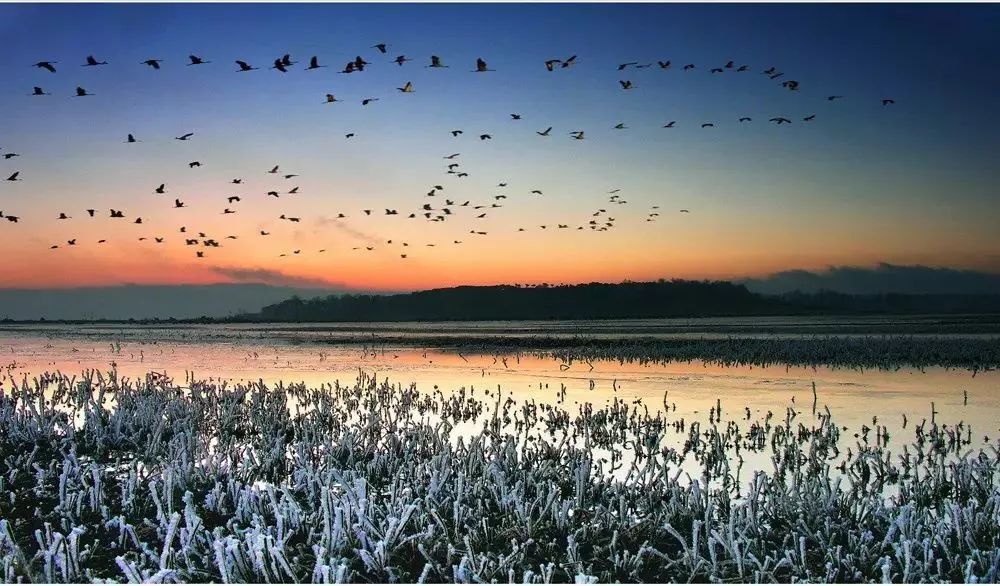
[0,2,998,294]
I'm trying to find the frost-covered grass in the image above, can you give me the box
[1,369,998,583]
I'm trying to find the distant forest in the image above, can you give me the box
[234,280,1000,323]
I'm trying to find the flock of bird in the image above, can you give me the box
[2,46,898,260]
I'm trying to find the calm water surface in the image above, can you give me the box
[2,323,997,451]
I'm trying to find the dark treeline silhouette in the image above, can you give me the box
[236,280,1000,323]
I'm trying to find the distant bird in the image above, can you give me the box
[272,58,288,73]
[142,59,163,69]
[196,251,204,258]
[175,133,194,141]
[710,68,724,74]
[188,161,201,168]
[74,86,92,97]
[126,134,140,143]
[544,59,561,71]
[174,199,185,208]
[110,210,125,218]
[31,86,50,96]
[267,165,280,174]
[803,114,816,122]
[663,121,676,128]
[287,187,299,194]
[619,80,634,90]
[530,190,543,195]
[235,60,257,72]
[134,217,143,224]
[479,134,492,140]
[324,93,341,103]
[57,212,70,219]
[614,123,627,129]
[427,55,448,68]
[827,95,844,101]
[782,80,800,90]
[882,98,895,106]
[267,191,280,198]
[83,55,107,67]
[701,123,714,128]
[231,178,243,184]
[537,127,553,136]
[658,60,671,69]
[397,81,414,93]
[34,61,57,73]
[223,208,235,214]
[5,172,20,182]
[739,117,752,123]
[260,230,269,236]
[617,62,637,70]
[394,55,412,66]
[86,209,95,217]
[306,56,325,70]
[345,133,355,139]
[736,65,749,72]
[569,131,585,140]
[228,196,241,203]
[769,117,792,124]
[444,153,460,159]
[561,55,578,68]
[473,58,494,72]
[373,43,388,53]
[154,184,166,194]
[451,130,463,137]
[679,209,690,213]
[2,153,19,159]
[683,64,695,70]
[510,113,522,120]
[361,98,379,106]
[280,54,295,67]
[187,55,209,66]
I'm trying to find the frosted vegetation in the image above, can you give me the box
[1,369,998,583]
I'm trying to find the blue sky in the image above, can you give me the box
[0,3,998,290]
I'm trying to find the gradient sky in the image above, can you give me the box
[0,3,998,292]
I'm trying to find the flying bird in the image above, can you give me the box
[83,55,107,67]
[306,56,324,70]
[373,43,388,53]
[74,86,93,97]
[31,86,51,96]
[427,55,448,68]
[393,55,412,66]
[34,61,57,73]
[235,60,257,72]
[187,55,209,65]
[473,58,494,72]
[175,133,194,141]
[142,59,163,69]
[397,81,414,93]
[619,80,634,90]
[537,127,552,136]
[882,98,895,106]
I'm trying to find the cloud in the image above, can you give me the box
[313,216,380,245]
[209,266,345,289]
[742,263,1000,295]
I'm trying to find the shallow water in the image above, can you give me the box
[2,325,998,452]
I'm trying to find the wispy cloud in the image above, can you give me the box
[209,266,345,289]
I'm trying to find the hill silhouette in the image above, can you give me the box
[239,280,1000,322]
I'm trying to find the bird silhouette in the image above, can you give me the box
[74,86,93,97]
[827,95,844,101]
[619,80,634,90]
[361,98,379,106]
[187,55,209,66]
[272,58,288,73]
[663,121,676,128]
[6,172,21,182]
[34,61,57,73]
[235,60,257,72]
[882,98,895,106]
[154,184,166,194]
[373,43,388,53]
[31,86,51,96]
[306,56,325,70]
[769,117,792,124]
[188,161,201,168]
[473,58,494,72]
[324,93,341,104]
[397,81,414,93]
[175,133,194,141]
[393,55,412,66]
[83,55,107,67]
[537,127,553,136]
[803,114,816,122]
[142,59,163,69]
[427,55,448,68]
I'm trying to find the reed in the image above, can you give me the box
[1,369,997,582]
